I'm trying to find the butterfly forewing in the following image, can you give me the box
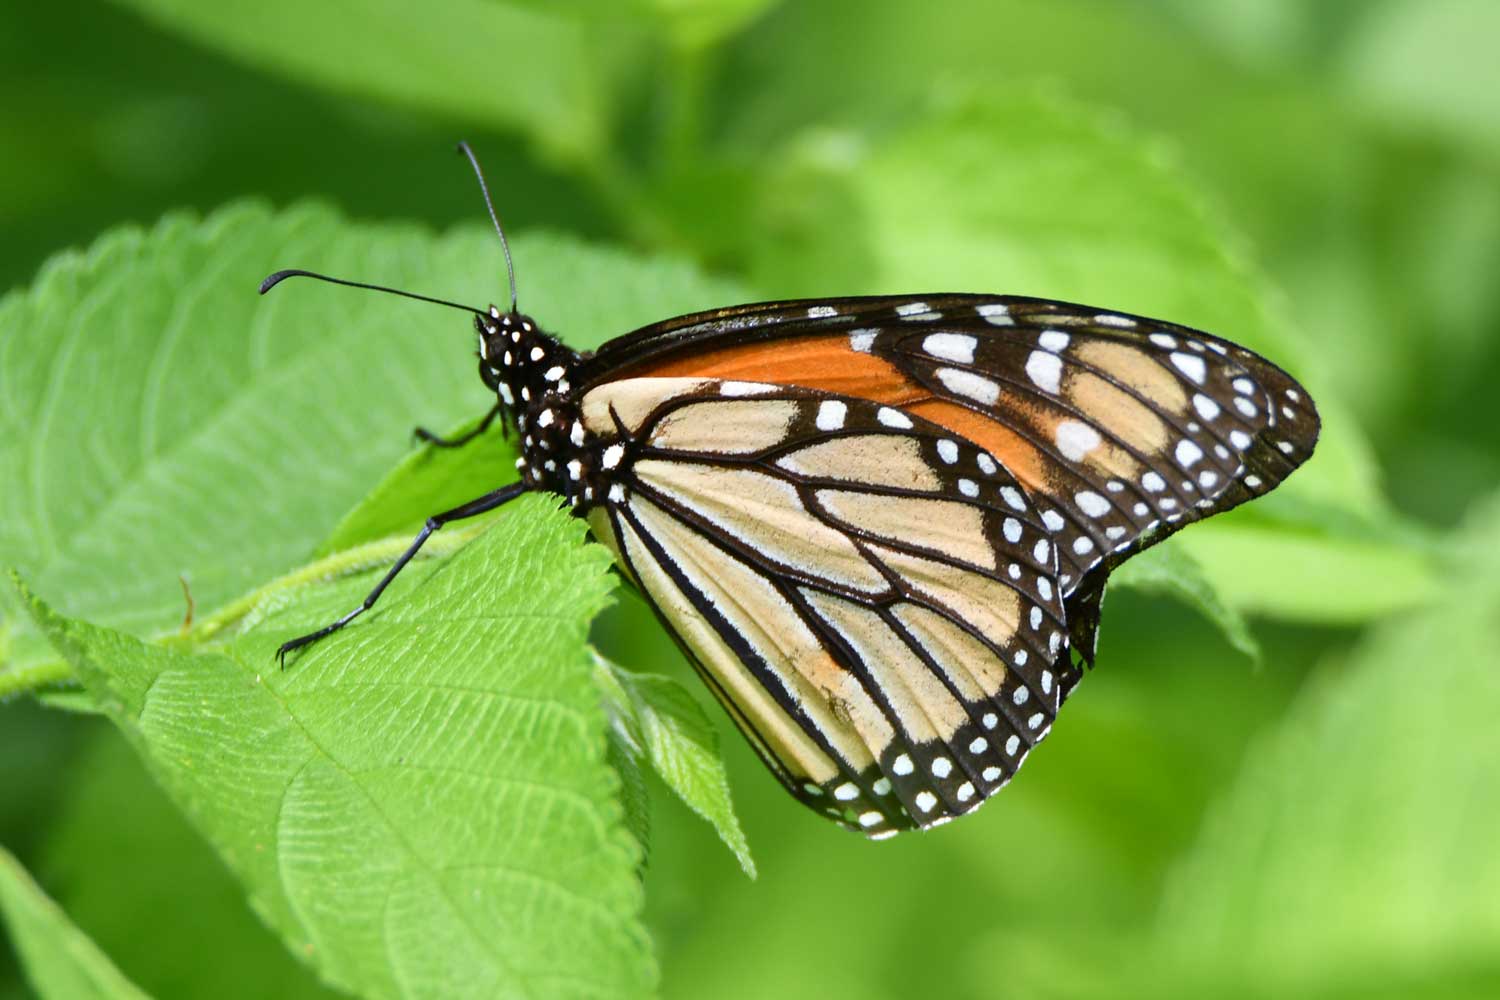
[577,295,1320,639]
[578,377,1076,835]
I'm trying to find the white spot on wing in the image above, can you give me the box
[850,330,876,353]
[1038,330,1070,352]
[720,381,775,396]
[1076,491,1110,518]
[816,400,847,431]
[923,332,976,363]
[1055,420,1101,461]
[877,407,912,429]
[937,439,959,464]
[1026,351,1062,393]
[1170,352,1207,383]
[976,303,1012,325]
[807,304,839,319]
[937,367,1001,405]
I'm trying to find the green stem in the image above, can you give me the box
[1,526,487,700]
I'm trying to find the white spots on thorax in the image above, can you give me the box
[537,408,555,428]
[544,365,566,382]
[922,332,977,364]
[1149,332,1177,349]
[1041,510,1065,533]
[976,303,1012,325]
[816,399,847,431]
[530,346,546,362]
[893,753,914,776]
[1193,394,1221,421]
[489,305,501,319]
[1175,439,1204,467]
[834,782,859,801]
[931,756,953,778]
[1170,352,1207,384]
[720,380,775,396]
[1003,518,1022,543]
[877,406,913,429]
[520,386,530,402]
[938,366,1001,405]
[936,439,960,464]
[511,329,522,343]
[498,383,514,405]
[1038,330,1071,352]
[1026,351,1062,394]
[1001,486,1027,512]
[1075,491,1110,518]
[567,459,582,481]
[502,351,512,366]
[570,422,585,447]
[957,478,979,497]
[807,304,839,319]
[1055,419,1101,462]
[601,443,625,469]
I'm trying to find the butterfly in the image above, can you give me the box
[267,144,1319,838]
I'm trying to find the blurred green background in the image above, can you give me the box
[3,1,1498,998]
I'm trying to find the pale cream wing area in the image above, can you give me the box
[580,377,1073,837]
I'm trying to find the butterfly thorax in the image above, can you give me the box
[475,308,594,504]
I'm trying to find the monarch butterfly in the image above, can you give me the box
[268,145,1319,838]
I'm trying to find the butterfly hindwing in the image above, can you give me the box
[578,377,1076,836]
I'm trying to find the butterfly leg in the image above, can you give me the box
[412,402,502,448]
[275,480,529,666]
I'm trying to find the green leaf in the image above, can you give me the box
[594,651,755,879]
[39,731,343,1000]
[15,497,657,1000]
[317,414,517,556]
[1110,542,1260,663]
[0,845,149,1000]
[0,204,745,691]
[104,0,635,165]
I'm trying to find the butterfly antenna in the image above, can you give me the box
[258,269,484,316]
[455,141,518,314]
